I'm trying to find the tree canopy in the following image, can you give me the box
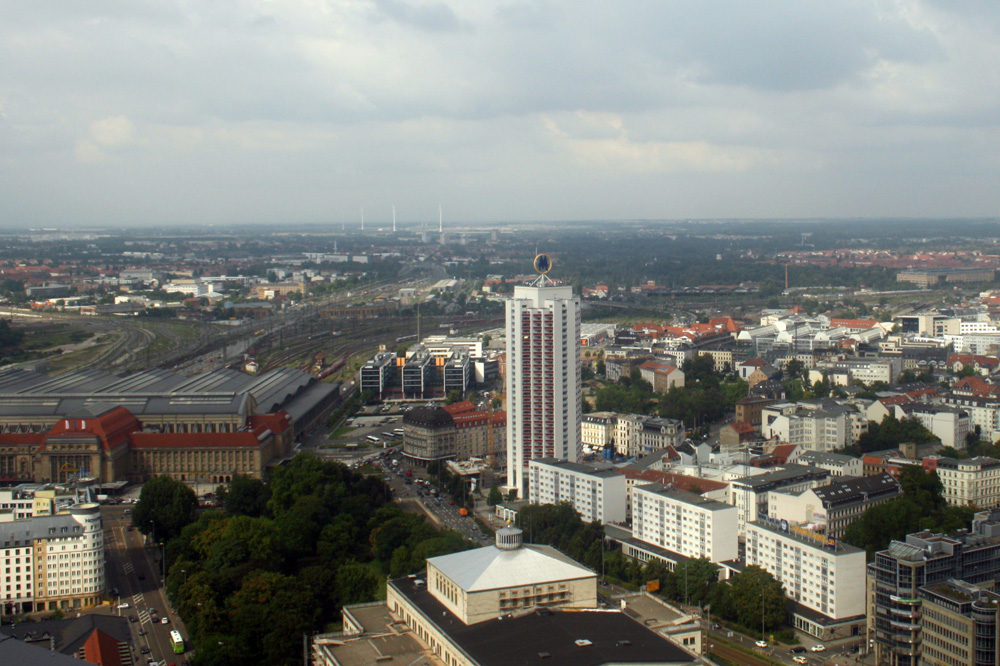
[164,454,472,666]
[844,466,975,559]
[132,475,198,543]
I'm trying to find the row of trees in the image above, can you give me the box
[133,455,472,666]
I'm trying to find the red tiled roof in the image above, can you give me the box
[770,443,798,462]
[638,360,677,375]
[81,629,125,666]
[45,407,141,450]
[129,431,265,449]
[443,401,478,415]
[729,421,755,435]
[829,318,878,330]
[620,469,728,493]
[0,433,46,446]
[740,358,767,367]
[249,410,292,433]
[948,353,1000,369]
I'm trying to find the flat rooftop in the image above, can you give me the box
[391,576,696,666]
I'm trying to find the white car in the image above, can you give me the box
[116,603,130,609]
[810,645,826,652]
[792,657,808,664]
[755,640,768,648]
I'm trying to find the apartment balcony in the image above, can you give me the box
[889,620,920,632]
[889,595,921,605]
[889,608,921,620]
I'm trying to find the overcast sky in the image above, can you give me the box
[3,1,1000,227]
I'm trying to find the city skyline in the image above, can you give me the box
[3,2,1000,226]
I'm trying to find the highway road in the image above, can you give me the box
[103,504,190,666]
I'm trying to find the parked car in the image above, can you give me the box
[755,640,768,648]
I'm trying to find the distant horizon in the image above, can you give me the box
[4,216,1000,235]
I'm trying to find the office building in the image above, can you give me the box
[867,509,1000,666]
[527,458,626,523]
[505,278,581,497]
[919,580,1000,666]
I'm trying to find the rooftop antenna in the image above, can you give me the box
[439,204,443,233]
[392,205,396,233]
[361,207,365,231]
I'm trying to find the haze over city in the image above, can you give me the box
[4,1,1000,226]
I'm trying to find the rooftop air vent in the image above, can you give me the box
[574,639,593,647]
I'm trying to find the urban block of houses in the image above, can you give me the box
[766,473,901,539]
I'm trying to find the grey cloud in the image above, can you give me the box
[371,0,469,32]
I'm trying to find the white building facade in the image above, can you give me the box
[746,520,866,639]
[929,456,1000,509]
[505,283,581,497]
[528,458,627,523]
[0,503,105,614]
[631,484,738,563]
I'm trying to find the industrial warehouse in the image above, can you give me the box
[0,366,341,485]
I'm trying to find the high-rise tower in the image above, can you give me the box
[505,254,581,497]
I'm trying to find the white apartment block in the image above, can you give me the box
[810,358,900,386]
[631,484,738,563]
[505,283,581,497]
[581,412,616,451]
[946,332,1000,355]
[746,520,866,639]
[528,458,627,523]
[1,503,104,614]
[894,404,971,450]
[614,414,685,459]
[761,402,851,452]
[943,394,1000,441]
[162,279,209,297]
[794,451,862,477]
[928,456,1000,509]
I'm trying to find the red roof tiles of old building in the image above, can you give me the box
[620,469,728,494]
[80,629,125,666]
[44,407,141,450]
[129,431,264,449]
[769,443,798,463]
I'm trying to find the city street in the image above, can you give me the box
[102,504,191,666]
